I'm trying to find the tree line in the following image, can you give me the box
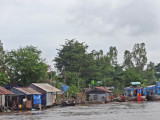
[0,39,159,95]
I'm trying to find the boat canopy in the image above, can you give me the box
[124,87,137,91]
[156,82,160,87]
[130,82,141,86]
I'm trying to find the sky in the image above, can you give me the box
[1,0,160,69]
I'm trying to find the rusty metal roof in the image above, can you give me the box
[14,87,41,95]
[0,86,13,95]
[31,83,61,93]
[96,87,112,93]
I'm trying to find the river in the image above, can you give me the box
[0,101,160,120]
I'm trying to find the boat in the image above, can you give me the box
[124,82,146,101]
[116,95,126,102]
[61,100,76,106]
[145,82,160,101]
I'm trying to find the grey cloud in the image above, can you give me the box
[1,0,160,66]
[69,0,160,36]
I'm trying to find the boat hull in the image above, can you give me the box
[116,96,126,102]
[125,96,146,101]
[146,95,160,101]
[61,101,76,106]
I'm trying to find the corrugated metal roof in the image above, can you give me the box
[83,88,93,92]
[96,87,112,93]
[14,87,41,95]
[0,86,13,95]
[31,83,61,93]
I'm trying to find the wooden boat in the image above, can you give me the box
[124,82,146,101]
[145,82,160,101]
[116,95,126,102]
[61,100,76,106]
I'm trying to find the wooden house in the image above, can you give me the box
[10,87,41,109]
[29,83,61,107]
[0,86,13,112]
[86,87,113,102]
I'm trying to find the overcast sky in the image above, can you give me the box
[1,0,160,68]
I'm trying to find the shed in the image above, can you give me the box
[0,86,13,111]
[86,87,113,102]
[10,87,41,109]
[29,83,61,107]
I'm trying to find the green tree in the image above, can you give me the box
[107,46,118,66]
[122,43,149,87]
[142,61,156,85]
[89,50,112,87]
[80,53,97,87]
[123,50,133,69]
[54,39,88,72]
[0,40,9,85]
[112,65,124,92]
[5,46,48,86]
[54,39,88,87]
[155,63,160,81]
[123,68,144,87]
[0,71,9,85]
[132,43,147,72]
[65,85,80,97]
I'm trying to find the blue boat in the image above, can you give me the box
[145,82,160,101]
[124,82,146,101]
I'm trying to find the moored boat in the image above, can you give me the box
[124,82,146,101]
[145,82,160,101]
[61,100,76,106]
[116,95,126,102]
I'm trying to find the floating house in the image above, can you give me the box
[29,83,61,107]
[10,87,41,109]
[0,86,13,112]
[86,87,113,102]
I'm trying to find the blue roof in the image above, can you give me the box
[156,82,160,87]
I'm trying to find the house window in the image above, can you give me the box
[93,95,97,100]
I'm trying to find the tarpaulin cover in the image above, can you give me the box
[143,89,146,95]
[61,84,69,93]
[105,93,109,95]
[145,86,160,90]
[157,88,160,94]
[153,88,155,94]
[131,90,134,94]
[33,94,41,104]
[156,82,160,87]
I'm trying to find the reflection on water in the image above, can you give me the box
[0,101,160,120]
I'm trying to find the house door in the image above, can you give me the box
[41,94,46,107]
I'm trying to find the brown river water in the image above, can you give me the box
[0,101,160,120]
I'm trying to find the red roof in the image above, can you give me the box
[96,87,112,93]
[0,86,13,95]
